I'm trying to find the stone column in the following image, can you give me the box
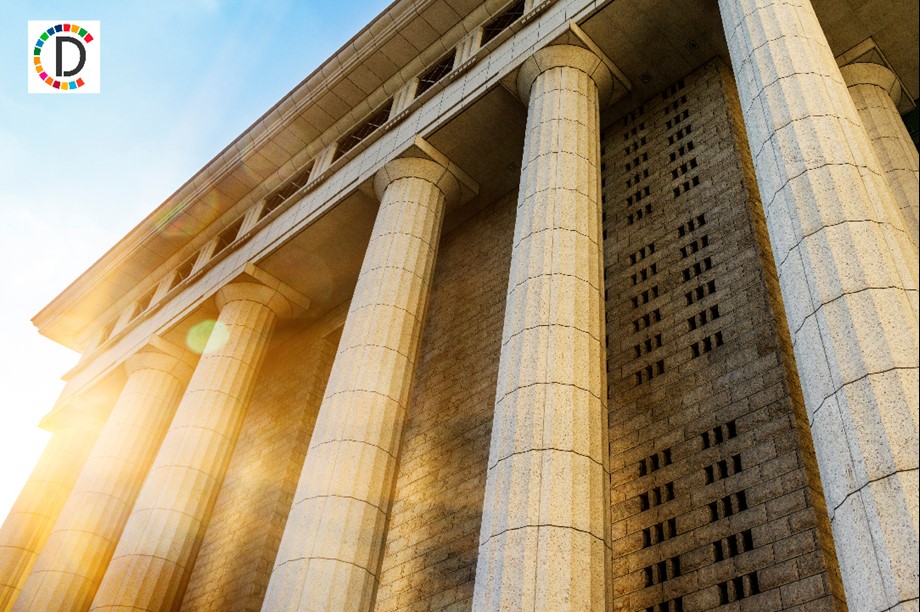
[14,345,194,612]
[90,282,294,612]
[0,398,104,611]
[262,157,458,611]
[841,62,920,248]
[718,1,920,610]
[472,45,612,611]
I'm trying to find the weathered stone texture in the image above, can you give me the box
[180,325,338,611]
[0,407,102,611]
[601,60,845,612]
[264,159,458,611]
[91,283,293,612]
[375,190,515,611]
[474,45,613,612]
[841,62,920,247]
[718,0,919,608]
[15,350,193,612]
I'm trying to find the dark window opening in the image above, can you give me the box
[902,103,919,151]
[481,0,525,45]
[213,217,245,255]
[133,285,158,316]
[334,100,393,160]
[100,317,118,342]
[416,51,457,96]
[261,161,315,220]
[173,254,198,286]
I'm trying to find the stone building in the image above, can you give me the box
[1,0,917,610]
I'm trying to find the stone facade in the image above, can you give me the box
[602,60,844,611]
[376,191,515,611]
[181,321,338,611]
[2,0,917,611]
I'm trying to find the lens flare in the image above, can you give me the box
[154,203,186,238]
[186,320,229,355]
[154,192,222,239]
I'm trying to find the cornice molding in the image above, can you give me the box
[33,0,439,336]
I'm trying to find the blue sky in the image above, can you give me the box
[0,0,391,520]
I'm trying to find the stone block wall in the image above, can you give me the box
[600,60,846,611]
[179,189,516,612]
[180,321,338,611]
[375,191,516,611]
[170,59,852,612]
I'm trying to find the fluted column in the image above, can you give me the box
[90,282,294,612]
[718,1,919,610]
[472,45,612,611]
[0,398,104,611]
[841,62,920,248]
[14,345,195,612]
[263,157,458,611]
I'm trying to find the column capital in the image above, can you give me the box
[124,350,195,384]
[214,262,312,321]
[373,157,461,205]
[840,62,901,106]
[517,44,613,106]
[215,281,296,319]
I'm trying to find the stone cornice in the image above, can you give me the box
[53,0,598,403]
[31,0,447,347]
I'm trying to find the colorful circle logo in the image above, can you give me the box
[32,23,95,91]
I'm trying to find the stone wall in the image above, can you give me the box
[181,189,516,611]
[175,59,849,612]
[181,321,338,611]
[375,191,516,611]
[600,60,846,611]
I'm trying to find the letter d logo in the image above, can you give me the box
[56,36,86,78]
[28,21,101,94]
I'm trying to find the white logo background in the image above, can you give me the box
[28,20,101,94]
